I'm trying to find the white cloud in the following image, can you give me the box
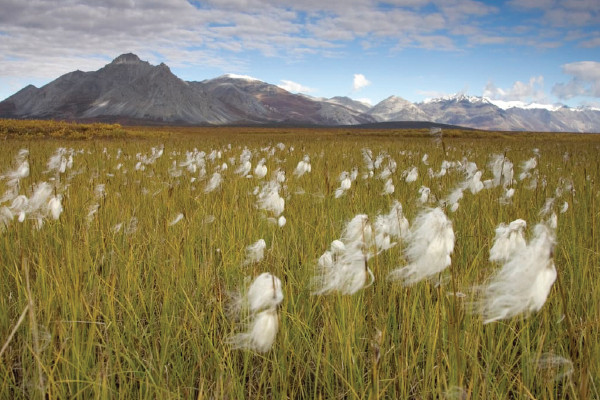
[277,79,315,93]
[483,76,547,103]
[355,98,372,106]
[552,61,600,99]
[353,74,371,91]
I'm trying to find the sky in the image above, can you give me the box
[0,0,599,108]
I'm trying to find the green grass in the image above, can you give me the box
[0,128,599,399]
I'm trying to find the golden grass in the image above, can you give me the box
[0,121,599,398]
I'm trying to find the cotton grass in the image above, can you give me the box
[478,215,558,323]
[389,207,455,285]
[313,214,375,295]
[228,272,283,353]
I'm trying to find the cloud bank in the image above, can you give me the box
[1,0,596,81]
[484,76,547,103]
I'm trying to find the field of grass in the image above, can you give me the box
[1,121,599,398]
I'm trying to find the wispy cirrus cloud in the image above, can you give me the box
[579,37,600,48]
[508,0,600,28]
[507,0,600,47]
[0,0,504,83]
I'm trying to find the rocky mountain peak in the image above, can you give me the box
[111,53,144,65]
[376,95,413,108]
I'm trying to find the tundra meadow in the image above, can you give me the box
[0,121,599,399]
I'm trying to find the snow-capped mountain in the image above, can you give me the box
[414,94,600,132]
[1,54,599,132]
[417,94,522,131]
[487,99,564,111]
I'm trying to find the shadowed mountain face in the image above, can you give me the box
[0,53,374,126]
[1,54,599,132]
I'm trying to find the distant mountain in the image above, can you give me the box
[417,95,518,131]
[413,94,600,132]
[367,95,429,122]
[322,96,372,114]
[1,53,599,132]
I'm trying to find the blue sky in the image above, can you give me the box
[0,0,598,107]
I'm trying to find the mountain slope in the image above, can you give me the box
[0,54,375,126]
[1,54,599,132]
[411,94,600,132]
[367,95,429,122]
[2,54,236,124]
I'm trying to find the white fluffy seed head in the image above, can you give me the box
[204,172,222,193]
[382,178,395,195]
[467,170,484,194]
[389,207,454,285]
[312,216,375,295]
[330,239,346,254]
[229,308,279,353]
[446,187,464,209]
[0,206,14,230]
[340,177,352,190]
[247,272,284,314]
[48,196,63,220]
[374,200,410,251]
[405,167,418,183]
[254,163,268,179]
[419,186,430,204]
[318,251,334,269]
[489,219,527,263]
[256,180,285,216]
[168,213,184,226]
[10,195,29,212]
[313,246,374,295]
[244,239,267,265]
[236,160,252,176]
[46,148,67,173]
[519,157,537,181]
[294,157,311,177]
[489,154,514,187]
[28,182,53,213]
[480,218,557,324]
[342,214,372,248]
[277,215,286,227]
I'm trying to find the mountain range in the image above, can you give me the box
[1,53,599,132]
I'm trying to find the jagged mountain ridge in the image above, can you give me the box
[0,54,374,126]
[416,94,600,132]
[1,53,599,132]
